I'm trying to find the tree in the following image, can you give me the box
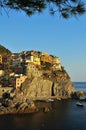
[0,0,86,18]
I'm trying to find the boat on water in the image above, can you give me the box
[76,102,84,107]
[46,99,54,102]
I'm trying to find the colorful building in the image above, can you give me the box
[0,55,2,64]
[53,56,60,64]
[26,51,41,65]
[16,75,27,88]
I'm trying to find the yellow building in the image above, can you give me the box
[16,75,27,89]
[0,55,2,64]
[33,56,41,65]
[0,70,4,77]
[26,55,41,65]
[53,57,60,64]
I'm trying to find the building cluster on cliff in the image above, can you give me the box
[0,50,66,89]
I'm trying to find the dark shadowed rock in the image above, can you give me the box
[0,90,37,115]
[73,91,86,101]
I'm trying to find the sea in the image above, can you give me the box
[0,82,86,130]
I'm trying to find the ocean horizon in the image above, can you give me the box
[73,82,86,92]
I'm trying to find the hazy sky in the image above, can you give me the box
[0,9,86,82]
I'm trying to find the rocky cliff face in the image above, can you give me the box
[21,65,75,100]
[21,77,75,100]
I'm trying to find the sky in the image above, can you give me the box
[0,7,86,82]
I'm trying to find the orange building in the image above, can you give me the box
[48,56,53,64]
[40,54,53,64]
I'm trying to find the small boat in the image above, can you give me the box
[76,102,84,107]
[46,99,54,102]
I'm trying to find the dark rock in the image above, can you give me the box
[0,90,37,115]
[71,91,86,101]
[43,106,50,112]
[2,92,10,99]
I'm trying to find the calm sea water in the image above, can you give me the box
[0,82,86,130]
[73,82,86,92]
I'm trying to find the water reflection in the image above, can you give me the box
[13,100,73,130]
[0,100,86,130]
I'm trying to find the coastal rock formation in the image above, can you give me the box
[0,90,37,115]
[0,47,75,114]
[21,66,75,100]
[21,78,75,100]
[72,90,86,100]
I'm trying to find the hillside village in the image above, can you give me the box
[0,49,68,90]
[0,46,76,114]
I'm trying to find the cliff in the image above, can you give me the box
[20,64,75,100]
[0,48,75,114]
[21,77,75,100]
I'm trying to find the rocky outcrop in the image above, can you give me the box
[21,77,75,100]
[0,47,76,114]
[0,75,75,115]
[0,90,37,115]
[72,90,86,100]
[21,62,75,101]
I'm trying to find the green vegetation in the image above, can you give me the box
[42,62,52,70]
[0,44,11,56]
[0,0,86,18]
